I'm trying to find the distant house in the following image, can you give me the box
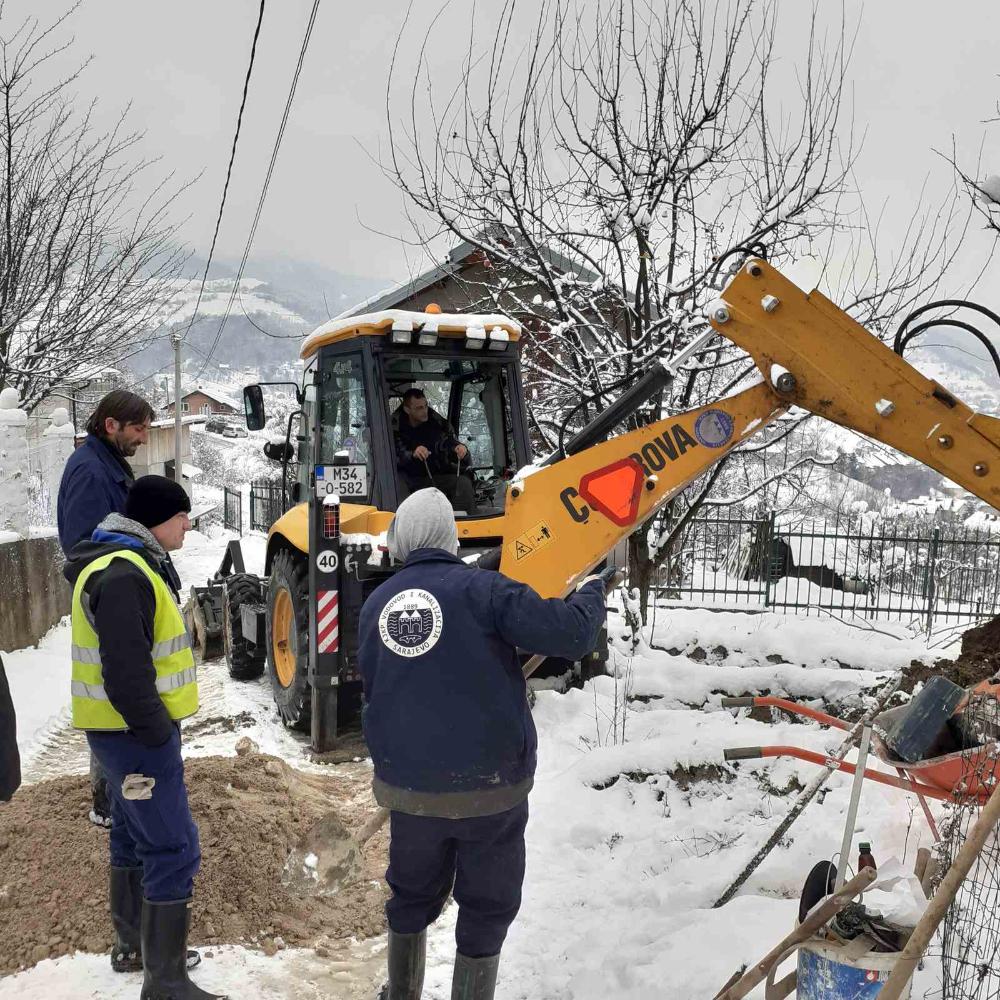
[164,382,240,419]
[341,231,600,319]
[131,416,204,500]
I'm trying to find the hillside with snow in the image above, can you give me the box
[132,256,382,381]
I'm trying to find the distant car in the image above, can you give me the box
[223,424,247,439]
[205,418,227,435]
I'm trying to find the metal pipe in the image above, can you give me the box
[722,744,956,804]
[722,695,853,733]
[172,333,183,488]
[835,724,872,891]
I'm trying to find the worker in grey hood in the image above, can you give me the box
[360,487,610,1000]
[386,486,459,561]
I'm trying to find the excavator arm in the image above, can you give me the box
[497,259,1000,598]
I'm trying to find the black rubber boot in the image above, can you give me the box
[451,952,500,1000]
[110,866,143,972]
[111,869,201,973]
[140,899,227,1000]
[378,929,426,1000]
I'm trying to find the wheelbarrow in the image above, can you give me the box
[720,684,1000,839]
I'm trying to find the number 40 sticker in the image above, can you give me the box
[316,550,339,573]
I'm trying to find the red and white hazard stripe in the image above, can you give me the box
[317,590,339,653]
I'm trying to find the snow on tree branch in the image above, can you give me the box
[0,6,188,412]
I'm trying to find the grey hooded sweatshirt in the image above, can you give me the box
[387,488,459,562]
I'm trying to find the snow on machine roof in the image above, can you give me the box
[300,308,522,360]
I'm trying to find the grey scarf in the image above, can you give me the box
[96,512,167,561]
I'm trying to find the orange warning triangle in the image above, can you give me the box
[578,458,644,526]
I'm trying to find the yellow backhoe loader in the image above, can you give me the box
[217,260,1000,752]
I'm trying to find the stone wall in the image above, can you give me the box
[0,534,69,652]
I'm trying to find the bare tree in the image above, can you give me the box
[0,5,187,413]
[385,0,971,616]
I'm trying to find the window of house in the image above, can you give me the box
[182,402,190,414]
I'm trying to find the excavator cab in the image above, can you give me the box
[248,307,531,521]
[234,307,541,749]
[312,337,532,517]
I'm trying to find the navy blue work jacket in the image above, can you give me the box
[57,434,133,555]
[358,547,606,817]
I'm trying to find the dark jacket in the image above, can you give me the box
[57,433,134,555]
[393,407,462,479]
[64,516,180,748]
[358,548,606,818]
[0,655,20,801]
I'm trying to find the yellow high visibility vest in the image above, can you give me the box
[70,548,198,731]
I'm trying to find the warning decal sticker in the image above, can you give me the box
[512,522,554,561]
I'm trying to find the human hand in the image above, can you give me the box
[455,443,469,460]
[413,445,431,461]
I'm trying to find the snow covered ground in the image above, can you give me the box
[1,531,955,997]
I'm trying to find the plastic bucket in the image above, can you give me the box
[796,938,910,999]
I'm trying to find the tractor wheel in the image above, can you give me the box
[223,574,267,681]
[266,548,311,730]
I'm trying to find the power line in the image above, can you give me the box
[181,0,268,345]
[196,0,322,378]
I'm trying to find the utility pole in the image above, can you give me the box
[172,333,183,490]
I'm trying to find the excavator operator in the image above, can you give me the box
[393,387,476,513]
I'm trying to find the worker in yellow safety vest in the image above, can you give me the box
[64,475,226,1000]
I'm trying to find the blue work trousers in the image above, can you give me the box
[86,726,201,902]
[385,800,529,958]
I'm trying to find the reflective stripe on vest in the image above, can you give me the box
[70,548,199,731]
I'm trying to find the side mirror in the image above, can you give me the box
[263,440,294,463]
[244,385,265,431]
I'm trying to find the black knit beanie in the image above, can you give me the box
[125,475,192,529]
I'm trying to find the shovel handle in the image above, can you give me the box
[356,806,390,847]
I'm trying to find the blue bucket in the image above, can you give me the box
[796,938,909,999]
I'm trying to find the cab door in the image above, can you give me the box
[317,350,379,507]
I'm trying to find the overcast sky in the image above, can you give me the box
[21,0,1000,288]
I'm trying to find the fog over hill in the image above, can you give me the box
[132,255,382,382]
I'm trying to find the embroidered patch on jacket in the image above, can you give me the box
[378,589,443,657]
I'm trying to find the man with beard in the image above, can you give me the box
[58,389,154,553]
[58,389,154,828]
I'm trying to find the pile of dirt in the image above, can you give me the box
[902,616,1000,695]
[0,748,388,974]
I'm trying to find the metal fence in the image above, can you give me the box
[249,480,287,533]
[223,486,243,535]
[657,510,1000,633]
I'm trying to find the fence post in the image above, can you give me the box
[764,510,776,609]
[926,526,941,636]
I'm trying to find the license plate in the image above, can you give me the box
[315,464,368,498]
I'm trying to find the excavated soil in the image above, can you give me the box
[903,615,1000,694]
[0,748,388,974]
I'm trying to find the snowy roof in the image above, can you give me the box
[150,415,207,428]
[167,381,240,411]
[336,231,600,319]
[301,309,522,360]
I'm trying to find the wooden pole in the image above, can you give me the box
[878,780,1000,999]
[712,867,877,1000]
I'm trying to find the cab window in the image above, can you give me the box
[319,354,371,477]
